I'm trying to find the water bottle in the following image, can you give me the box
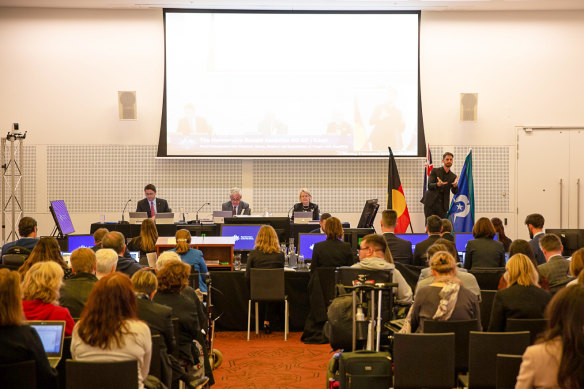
[288,244,297,268]
[233,254,241,271]
[298,255,305,270]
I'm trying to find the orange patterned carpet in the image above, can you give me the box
[211,331,332,389]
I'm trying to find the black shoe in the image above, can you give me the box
[263,323,272,334]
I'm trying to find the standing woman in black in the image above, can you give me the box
[292,188,320,220]
[310,217,354,272]
[245,225,285,333]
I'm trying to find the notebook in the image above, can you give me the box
[29,320,66,368]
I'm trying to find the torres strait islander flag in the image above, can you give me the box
[387,147,411,233]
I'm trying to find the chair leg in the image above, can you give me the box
[284,299,289,341]
[255,302,259,335]
[247,299,251,341]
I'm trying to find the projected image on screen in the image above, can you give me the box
[164,11,419,157]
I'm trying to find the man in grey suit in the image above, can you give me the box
[525,213,546,265]
[221,187,251,215]
[381,209,413,265]
[538,233,571,294]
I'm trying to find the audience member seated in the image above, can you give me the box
[0,268,58,389]
[488,254,551,332]
[1,216,39,256]
[352,233,413,305]
[95,248,118,279]
[538,233,571,294]
[155,251,204,307]
[463,217,506,270]
[101,231,142,277]
[515,284,584,389]
[498,239,550,290]
[18,236,73,280]
[567,247,584,287]
[91,227,109,252]
[59,248,98,319]
[245,225,285,334]
[408,251,481,333]
[311,217,354,272]
[381,209,413,265]
[416,241,481,299]
[127,218,158,266]
[413,215,443,266]
[71,273,152,389]
[309,212,331,234]
[491,217,512,253]
[440,218,455,243]
[22,261,75,335]
[171,229,208,294]
[292,188,320,220]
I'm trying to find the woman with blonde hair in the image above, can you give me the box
[245,225,285,333]
[0,268,59,388]
[291,188,320,221]
[22,261,75,335]
[127,218,158,265]
[409,251,480,333]
[170,229,208,293]
[488,254,551,332]
[18,236,73,279]
[311,217,354,273]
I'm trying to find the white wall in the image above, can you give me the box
[1,8,583,239]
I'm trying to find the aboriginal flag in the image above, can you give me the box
[387,147,411,233]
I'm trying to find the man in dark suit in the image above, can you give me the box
[381,209,413,265]
[413,215,443,266]
[538,233,571,294]
[101,231,142,277]
[59,248,98,318]
[421,152,459,219]
[525,213,546,265]
[1,216,39,256]
[136,183,171,219]
[221,187,251,215]
[309,213,331,234]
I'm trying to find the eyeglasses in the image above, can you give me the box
[357,246,371,251]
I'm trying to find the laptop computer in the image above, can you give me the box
[60,252,72,266]
[29,320,66,368]
[156,212,175,224]
[129,211,148,224]
[129,251,140,262]
[293,211,313,224]
[213,210,232,224]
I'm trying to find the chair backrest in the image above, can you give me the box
[394,262,423,292]
[189,268,200,290]
[0,360,36,389]
[393,333,456,389]
[468,331,531,389]
[505,318,548,344]
[149,335,163,381]
[470,267,506,290]
[335,267,393,289]
[4,245,32,256]
[250,268,285,301]
[171,317,180,359]
[65,359,138,389]
[2,253,27,268]
[313,267,337,305]
[424,319,480,372]
[496,354,523,389]
[479,290,497,331]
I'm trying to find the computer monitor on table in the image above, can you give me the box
[545,228,584,256]
[298,233,327,260]
[224,216,290,245]
[67,234,95,251]
[220,224,262,251]
[394,233,429,254]
[357,199,379,228]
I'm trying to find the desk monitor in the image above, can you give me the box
[545,228,584,256]
[67,234,95,251]
[394,233,429,253]
[156,212,175,224]
[357,199,379,228]
[298,233,327,260]
[49,200,75,236]
[129,212,148,224]
[343,228,375,252]
[221,224,262,251]
[224,216,290,245]
[454,233,474,253]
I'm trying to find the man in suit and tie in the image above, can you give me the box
[525,213,546,265]
[413,215,443,266]
[538,233,571,294]
[381,209,413,265]
[421,152,459,219]
[221,188,251,215]
[136,184,171,220]
[310,213,331,234]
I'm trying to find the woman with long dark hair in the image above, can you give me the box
[18,236,73,279]
[71,273,151,389]
[491,217,512,252]
[516,284,584,389]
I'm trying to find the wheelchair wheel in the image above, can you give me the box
[210,348,223,370]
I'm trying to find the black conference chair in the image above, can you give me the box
[1,253,27,271]
[0,360,36,389]
[496,353,524,389]
[470,267,506,290]
[65,360,139,389]
[171,317,180,359]
[479,290,497,331]
[393,333,456,389]
[424,319,480,373]
[247,268,288,341]
[149,335,163,382]
[505,318,548,344]
[189,268,200,290]
[57,336,73,389]
[460,331,530,389]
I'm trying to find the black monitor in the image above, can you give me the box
[357,199,379,228]
[343,228,376,254]
[545,228,584,256]
[224,216,290,245]
[49,200,75,238]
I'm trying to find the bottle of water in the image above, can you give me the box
[288,243,297,268]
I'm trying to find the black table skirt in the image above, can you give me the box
[210,270,310,331]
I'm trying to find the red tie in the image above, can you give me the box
[232,206,236,216]
[150,201,155,217]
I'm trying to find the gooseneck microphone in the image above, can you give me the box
[195,202,211,224]
[120,199,132,224]
[287,204,295,219]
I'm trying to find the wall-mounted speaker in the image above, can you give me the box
[460,93,478,121]
[118,91,137,120]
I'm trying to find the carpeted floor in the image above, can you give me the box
[211,331,332,389]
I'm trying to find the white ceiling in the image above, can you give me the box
[1,0,584,11]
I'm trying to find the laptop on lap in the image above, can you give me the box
[29,320,66,368]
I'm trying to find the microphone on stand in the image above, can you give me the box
[195,202,211,224]
[120,199,131,224]
[287,204,295,219]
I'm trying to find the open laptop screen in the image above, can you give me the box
[29,321,65,356]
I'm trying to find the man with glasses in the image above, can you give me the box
[222,187,251,215]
